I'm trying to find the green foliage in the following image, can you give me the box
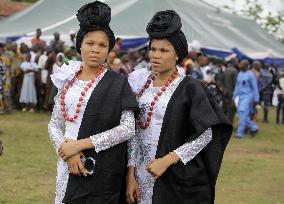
[240,0,263,20]
[225,0,284,43]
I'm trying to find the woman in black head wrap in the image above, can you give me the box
[48,1,138,203]
[126,10,232,204]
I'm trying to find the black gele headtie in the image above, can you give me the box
[146,10,182,38]
[76,1,111,27]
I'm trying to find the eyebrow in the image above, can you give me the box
[84,39,108,44]
[151,46,170,50]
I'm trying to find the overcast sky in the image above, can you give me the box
[203,0,284,15]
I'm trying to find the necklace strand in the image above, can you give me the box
[137,68,179,129]
[60,65,105,122]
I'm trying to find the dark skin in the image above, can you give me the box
[54,33,60,41]
[230,57,239,69]
[36,29,41,39]
[240,60,250,72]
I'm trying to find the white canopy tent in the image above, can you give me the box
[0,0,283,59]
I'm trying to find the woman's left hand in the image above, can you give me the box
[146,155,174,180]
[58,139,82,161]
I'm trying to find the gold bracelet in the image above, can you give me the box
[169,152,178,164]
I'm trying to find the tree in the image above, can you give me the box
[224,0,284,43]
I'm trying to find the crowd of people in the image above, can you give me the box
[183,52,284,136]
[0,1,283,203]
[0,27,284,127]
[0,29,151,113]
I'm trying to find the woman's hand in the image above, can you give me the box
[146,153,179,180]
[126,166,141,204]
[66,153,88,177]
[58,139,82,161]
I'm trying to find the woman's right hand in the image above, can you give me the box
[66,153,87,177]
[126,167,141,204]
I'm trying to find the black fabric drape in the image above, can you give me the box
[63,70,138,203]
[152,77,232,204]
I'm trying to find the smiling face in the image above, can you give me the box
[80,31,109,69]
[149,39,178,74]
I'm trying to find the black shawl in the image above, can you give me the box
[152,76,232,204]
[63,70,138,203]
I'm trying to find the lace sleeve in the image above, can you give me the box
[127,131,139,167]
[90,111,135,153]
[128,68,151,94]
[48,93,65,153]
[174,128,212,165]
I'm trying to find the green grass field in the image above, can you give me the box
[0,108,283,204]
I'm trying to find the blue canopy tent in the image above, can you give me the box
[120,37,149,51]
[232,48,284,67]
[201,47,233,59]
[264,58,284,67]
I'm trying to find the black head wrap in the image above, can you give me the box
[76,1,115,54]
[146,10,188,64]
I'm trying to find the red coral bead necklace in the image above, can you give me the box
[60,65,105,122]
[137,68,179,129]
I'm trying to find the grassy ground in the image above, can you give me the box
[0,108,283,204]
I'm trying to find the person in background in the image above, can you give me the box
[1,43,13,112]
[53,52,65,74]
[199,55,213,84]
[107,50,120,71]
[19,53,38,112]
[134,50,151,71]
[233,59,259,138]
[65,30,76,48]
[223,57,238,124]
[251,61,261,122]
[10,43,23,110]
[118,53,133,76]
[19,43,30,55]
[258,63,273,123]
[276,72,284,124]
[251,60,260,81]
[191,53,204,80]
[43,50,56,110]
[50,32,64,53]
[113,37,122,54]
[31,28,45,46]
[183,50,197,76]
[129,51,142,69]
